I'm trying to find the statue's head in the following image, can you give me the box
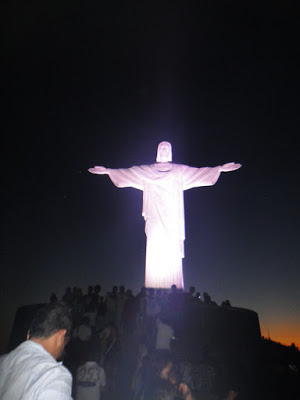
[156,141,172,163]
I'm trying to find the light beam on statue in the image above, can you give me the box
[89,141,241,289]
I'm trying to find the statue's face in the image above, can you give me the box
[156,141,172,163]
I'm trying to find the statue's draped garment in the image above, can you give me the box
[107,163,222,289]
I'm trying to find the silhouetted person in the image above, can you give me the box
[83,285,94,312]
[116,285,127,330]
[50,292,58,303]
[203,292,217,306]
[92,284,101,306]
[221,300,231,307]
[123,289,137,333]
[62,286,73,305]
[136,287,147,334]
[167,285,178,307]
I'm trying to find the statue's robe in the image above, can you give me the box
[107,163,221,289]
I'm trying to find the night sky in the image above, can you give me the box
[2,1,299,351]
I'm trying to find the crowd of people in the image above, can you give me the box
[1,284,299,399]
[58,284,236,400]
[0,285,239,400]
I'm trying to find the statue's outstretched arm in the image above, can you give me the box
[88,166,109,175]
[88,165,143,189]
[220,162,242,172]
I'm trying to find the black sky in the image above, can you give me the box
[1,1,299,350]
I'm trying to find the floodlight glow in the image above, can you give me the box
[89,142,241,289]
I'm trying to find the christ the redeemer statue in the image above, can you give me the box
[89,141,241,289]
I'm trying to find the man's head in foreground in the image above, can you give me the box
[27,302,72,359]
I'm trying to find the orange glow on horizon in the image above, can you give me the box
[260,322,300,349]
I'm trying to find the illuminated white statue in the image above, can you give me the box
[89,142,241,289]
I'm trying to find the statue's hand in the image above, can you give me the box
[220,162,242,172]
[88,166,108,175]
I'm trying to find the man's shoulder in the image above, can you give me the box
[17,340,54,361]
[0,341,72,399]
[49,361,73,382]
[0,341,35,366]
[2,341,70,372]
